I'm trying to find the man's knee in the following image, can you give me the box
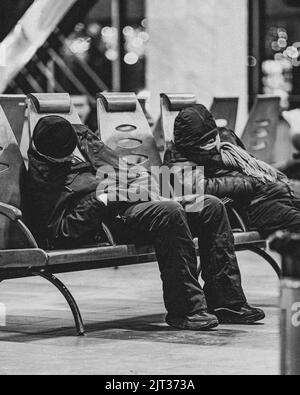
[201,195,229,223]
[204,195,225,211]
[153,201,195,241]
[158,200,185,216]
[154,201,187,227]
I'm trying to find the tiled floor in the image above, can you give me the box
[0,250,280,375]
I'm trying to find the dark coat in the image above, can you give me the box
[164,128,294,212]
[26,124,157,249]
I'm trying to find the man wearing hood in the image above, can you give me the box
[164,104,300,239]
[25,115,264,330]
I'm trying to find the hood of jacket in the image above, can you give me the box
[173,104,246,168]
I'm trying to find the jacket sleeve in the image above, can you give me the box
[49,192,107,247]
[204,173,256,201]
[168,162,255,202]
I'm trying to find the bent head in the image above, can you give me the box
[32,116,78,159]
[174,104,219,153]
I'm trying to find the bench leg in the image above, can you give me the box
[246,246,282,279]
[33,270,85,336]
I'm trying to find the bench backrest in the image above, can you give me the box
[210,97,239,131]
[97,93,162,169]
[154,93,197,158]
[0,95,30,165]
[27,93,82,134]
[241,95,281,164]
[0,95,27,145]
[0,106,27,249]
[137,94,154,128]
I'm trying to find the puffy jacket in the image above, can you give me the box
[164,128,294,209]
[164,143,256,206]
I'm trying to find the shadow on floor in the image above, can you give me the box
[0,313,253,346]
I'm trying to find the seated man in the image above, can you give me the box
[25,115,265,330]
[164,104,300,238]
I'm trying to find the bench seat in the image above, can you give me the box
[0,249,48,269]
[234,231,266,248]
[47,245,129,266]
[0,231,266,273]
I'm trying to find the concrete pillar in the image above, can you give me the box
[146,0,248,133]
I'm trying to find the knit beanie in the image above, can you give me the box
[33,116,78,159]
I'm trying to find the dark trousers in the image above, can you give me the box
[119,196,246,316]
[248,198,300,238]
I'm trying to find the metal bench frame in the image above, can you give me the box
[210,97,239,131]
[241,95,281,165]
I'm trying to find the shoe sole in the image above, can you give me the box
[215,310,266,325]
[166,318,219,331]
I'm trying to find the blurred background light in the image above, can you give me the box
[123,26,134,37]
[105,48,118,61]
[278,38,288,48]
[124,52,139,65]
[247,56,257,67]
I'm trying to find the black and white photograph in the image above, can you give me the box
[0,0,300,377]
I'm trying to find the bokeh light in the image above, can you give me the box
[124,52,139,65]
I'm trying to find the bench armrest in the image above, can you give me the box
[230,207,247,232]
[0,203,22,221]
[0,203,38,248]
[101,223,117,246]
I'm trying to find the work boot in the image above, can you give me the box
[212,303,265,325]
[166,312,219,331]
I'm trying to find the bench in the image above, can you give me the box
[210,97,239,131]
[0,93,281,337]
[241,95,281,165]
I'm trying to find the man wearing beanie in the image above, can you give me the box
[33,116,78,159]
[165,104,300,238]
[26,115,264,330]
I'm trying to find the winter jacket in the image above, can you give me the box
[26,124,159,249]
[164,128,294,211]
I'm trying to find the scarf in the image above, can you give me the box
[200,134,282,184]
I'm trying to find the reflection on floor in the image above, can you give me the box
[0,250,280,375]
